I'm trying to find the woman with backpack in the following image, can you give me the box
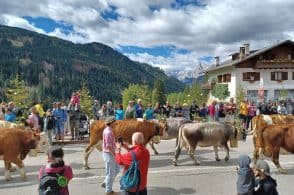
[115,132,150,195]
[38,146,73,195]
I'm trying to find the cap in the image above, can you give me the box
[105,116,115,124]
[255,160,271,175]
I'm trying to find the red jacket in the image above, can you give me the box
[115,144,150,192]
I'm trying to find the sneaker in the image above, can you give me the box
[106,191,118,195]
[100,182,105,188]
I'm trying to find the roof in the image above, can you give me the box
[205,40,294,73]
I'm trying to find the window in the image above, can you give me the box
[242,72,260,81]
[271,72,288,81]
[217,74,231,83]
[217,75,222,83]
[223,74,231,82]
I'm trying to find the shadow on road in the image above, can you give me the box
[148,187,196,195]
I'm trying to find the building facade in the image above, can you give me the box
[204,40,294,103]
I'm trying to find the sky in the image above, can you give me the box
[0,0,294,73]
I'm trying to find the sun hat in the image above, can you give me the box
[255,159,271,175]
[105,116,116,124]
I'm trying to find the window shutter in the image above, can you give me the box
[226,74,231,82]
[282,72,288,80]
[271,72,275,80]
[243,73,247,81]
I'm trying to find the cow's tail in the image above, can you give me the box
[174,125,185,165]
[246,115,258,135]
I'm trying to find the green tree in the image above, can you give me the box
[5,74,29,109]
[122,84,151,109]
[236,85,246,108]
[211,84,230,100]
[79,83,93,118]
[151,79,166,106]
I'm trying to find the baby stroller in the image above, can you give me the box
[78,114,90,140]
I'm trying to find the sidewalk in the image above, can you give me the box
[52,134,89,145]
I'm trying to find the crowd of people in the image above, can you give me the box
[0,90,83,144]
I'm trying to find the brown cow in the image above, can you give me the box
[250,115,294,159]
[83,119,166,169]
[253,123,294,173]
[0,127,40,181]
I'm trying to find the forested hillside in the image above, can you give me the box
[0,25,184,103]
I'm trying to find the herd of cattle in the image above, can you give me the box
[0,114,294,182]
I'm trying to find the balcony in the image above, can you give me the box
[256,59,294,69]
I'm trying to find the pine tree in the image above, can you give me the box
[151,79,166,106]
[79,82,93,118]
[5,74,29,109]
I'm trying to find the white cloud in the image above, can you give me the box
[0,0,294,72]
[0,14,46,34]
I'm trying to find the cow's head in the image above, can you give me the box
[227,119,246,141]
[157,118,168,139]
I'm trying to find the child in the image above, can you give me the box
[253,160,279,195]
[38,146,73,195]
[236,155,255,195]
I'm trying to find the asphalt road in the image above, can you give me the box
[1,136,294,195]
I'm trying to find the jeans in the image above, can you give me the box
[55,120,64,135]
[45,129,53,145]
[103,152,120,193]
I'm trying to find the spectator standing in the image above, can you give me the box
[144,103,154,120]
[135,99,144,118]
[38,146,73,195]
[163,101,172,117]
[125,101,136,119]
[115,104,124,120]
[239,100,249,129]
[277,102,287,114]
[52,102,67,141]
[224,98,237,123]
[199,103,208,120]
[189,101,199,121]
[34,101,45,131]
[4,108,16,122]
[182,103,190,119]
[99,104,108,120]
[7,101,19,118]
[115,132,150,195]
[107,100,114,116]
[269,102,277,114]
[207,101,217,121]
[172,102,183,117]
[253,160,279,195]
[43,109,54,145]
[92,100,100,120]
[153,102,162,119]
[27,107,40,132]
[257,100,269,115]
[247,102,257,131]
[102,117,120,195]
[68,101,80,140]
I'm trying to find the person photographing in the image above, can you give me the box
[115,132,150,195]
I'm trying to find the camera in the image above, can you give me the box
[117,137,123,145]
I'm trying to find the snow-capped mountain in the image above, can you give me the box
[166,65,207,84]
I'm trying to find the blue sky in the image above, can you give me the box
[0,0,294,73]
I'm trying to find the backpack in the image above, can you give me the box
[120,151,141,193]
[39,168,67,195]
